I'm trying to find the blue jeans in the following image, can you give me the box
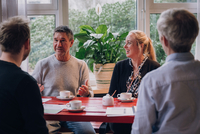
[61,121,96,134]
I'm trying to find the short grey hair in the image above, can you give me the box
[157,8,199,52]
[0,16,30,54]
[53,25,74,41]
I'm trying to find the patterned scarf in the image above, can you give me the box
[126,56,148,98]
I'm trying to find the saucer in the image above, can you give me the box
[56,95,75,101]
[66,106,86,112]
[118,97,135,102]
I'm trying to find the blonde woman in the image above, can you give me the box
[108,30,160,134]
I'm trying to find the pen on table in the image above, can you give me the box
[111,90,116,97]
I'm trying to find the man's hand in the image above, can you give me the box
[78,79,90,97]
[38,84,44,92]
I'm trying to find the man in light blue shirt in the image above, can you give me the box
[131,8,200,134]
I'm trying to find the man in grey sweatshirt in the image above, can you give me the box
[32,25,95,134]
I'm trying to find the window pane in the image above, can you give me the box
[150,13,196,65]
[154,0,196,3]
[150,14,166,65]
[69,0,136,86]
[28,15,55,74]
[68,0,137,56]
[27,0,52,4]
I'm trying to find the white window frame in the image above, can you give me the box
[137,0,146,32]
[26,0,64,73]
[27,0,68,34]
[142,0,198,59]
[27,0,60,26]
[145,0,197,37]
[26,0,199,92]
[27,0,57,11]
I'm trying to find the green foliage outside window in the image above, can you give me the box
[150,14,167,65]
[29,15,55,71]
[30,0,195,70]
[69,0,137,57]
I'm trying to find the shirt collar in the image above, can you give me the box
[165,52,194,63]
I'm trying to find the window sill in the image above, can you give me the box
[91,86,109,94]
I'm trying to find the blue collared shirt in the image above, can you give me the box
[131,52,200,134]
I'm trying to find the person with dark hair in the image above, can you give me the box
[32,25,95,134]
[0,16,48,134]
[131,8,200,134]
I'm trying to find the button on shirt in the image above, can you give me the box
[131,52,200,134]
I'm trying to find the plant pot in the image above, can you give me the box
[93,63,115,89]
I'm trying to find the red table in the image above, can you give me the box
[43,97,137,123]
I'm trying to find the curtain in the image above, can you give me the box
[0,0,28,71]
[195,0,200,60]
[18,0,29,72]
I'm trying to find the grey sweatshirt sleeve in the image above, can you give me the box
[79,61,94,97]
[32,61,42,84]
[32,61,44,96]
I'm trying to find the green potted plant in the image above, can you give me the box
[74,24,128,89]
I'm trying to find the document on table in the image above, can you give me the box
[43,104,66,114]
[42,98,52,102]
[85,107,106,112]
[106,106,137,117]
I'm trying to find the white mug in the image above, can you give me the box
[117,92,132,100]
[60,91,70,98]
[67,100,82,110]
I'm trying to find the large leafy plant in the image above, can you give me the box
[74,25,128,72]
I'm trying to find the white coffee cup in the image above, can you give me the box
[117,92,132,100]
[67,100,82,110]
[59,91,70,98]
